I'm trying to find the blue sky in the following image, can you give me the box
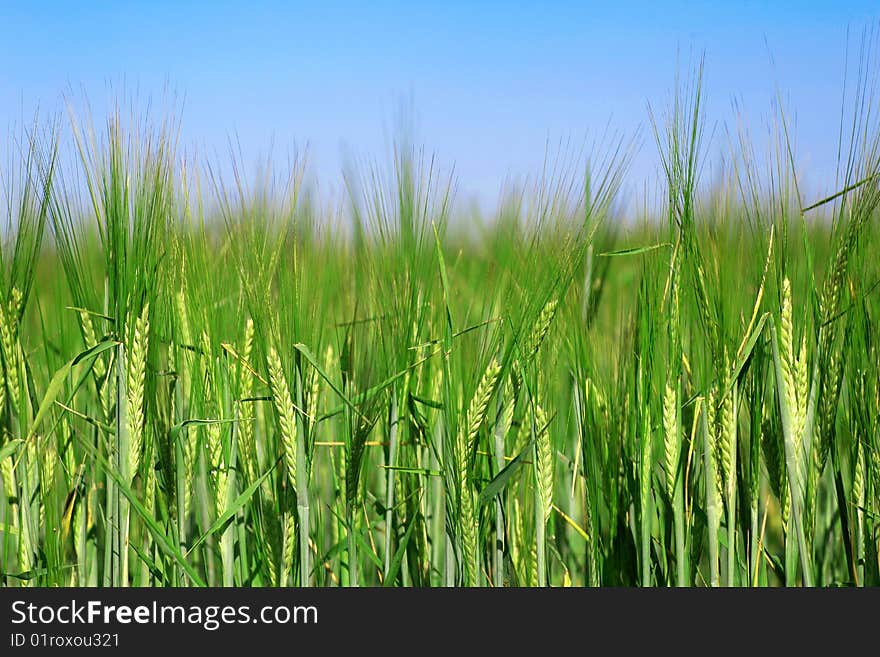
[1,2,878,211]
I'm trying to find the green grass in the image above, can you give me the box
[2,57,880,588]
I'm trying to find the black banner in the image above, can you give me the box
[0,587,876,652]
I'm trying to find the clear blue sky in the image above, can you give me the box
[1,1,878,212]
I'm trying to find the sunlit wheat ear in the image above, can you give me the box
[455,357,501,585]
[10,285,22,319]
[463,357,501,459]
[662,380,680,498]
[200,331,227,513]
[523,299,558,361]
[718,380,737,499]
[779,278,800,450]
[663,250,682,502]
[853,443,865,509]
[238,318,256,481]
[19,441,39,586]
[775,277,814,495]
[801,354,822,541]
[781,475,792,528]
[268,345,297,485]
[18,523,33,586]
[0,287,22,409]
[870,449,880,506]
[817,348,841,470]
[534,405,553,521]
[142,452,157,514]
[0,455,14,500]
[459,481,478,584]
[126,303,149,482]
[794,337,808,437]
[527,532,539,587]
[26,436,38,485]
[821,223,852,323]
[282,513,296,585]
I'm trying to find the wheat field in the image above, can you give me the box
[1,64,879,587]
